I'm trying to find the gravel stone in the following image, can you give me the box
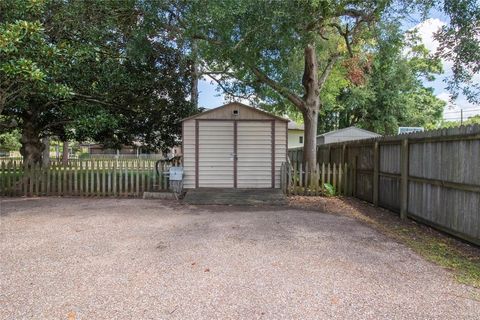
[0,198,478,319]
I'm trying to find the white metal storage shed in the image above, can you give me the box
[182,102,288,189]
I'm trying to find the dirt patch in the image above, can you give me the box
[289,196,480,288]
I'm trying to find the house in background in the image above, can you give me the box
[80,142,181,158]
[317,126,381,145]
[288,121,304,149]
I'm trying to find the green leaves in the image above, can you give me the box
[323,183,336,196]
[0,130,21,151]
[435,0,480,103]
[318,22,446,134]
[1,0,196,161]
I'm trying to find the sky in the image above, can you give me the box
[198,12,480,122]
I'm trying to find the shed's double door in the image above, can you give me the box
[198,120,272,188]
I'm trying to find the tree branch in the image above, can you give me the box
[250,67,306,111]
[72,93,113,106]
[0,119,18,130]
[43,119,73,130]
[319,53,340,91]
[330,23,354,57]
[206,75,256,100]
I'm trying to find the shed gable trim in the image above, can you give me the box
[181,102,289,122]
[316,126,381,138]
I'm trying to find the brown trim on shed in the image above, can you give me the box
[196,119,279,122]
[195,119,199,188]
[271,120,275,188]
[286,121,288,162]
[181,121,184,165]
[233,121,238,188]
[181,102,289,122]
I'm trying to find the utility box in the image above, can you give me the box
[169,166,184,181]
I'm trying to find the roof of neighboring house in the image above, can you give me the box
[181,102,289,122]
[317,126,381,138]
[288,121,304,130]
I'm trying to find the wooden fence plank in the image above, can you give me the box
[113,161,117,197]
[119,161,124,196]
[106,161,111,196]
[62,163,67,196]
[35,163,40,196]
[90,160,95,197]
[400,139,409,219]
[333,163,337,192]
[135,160,140,197]
[11,161,17,196]
[140,160,144,194]
[338,164,342,195]
[1,161,6,196]
[96,161,101,197]
[126,161,130,196]
[29,164,34,197]
[7,161,12,196]
[373,141,379,205]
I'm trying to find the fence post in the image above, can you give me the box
[299,163,303,195]
[29,164,34,196]
[113,161,117,197]
[333,163,337,192]
[62,162,67,196]
[400,139,409,219]
[373,141,379,206]
[1,161,6,196]
[338,163,342,195]
[321,163,325,193]
[352,156,357,197]
[136,160,140,197]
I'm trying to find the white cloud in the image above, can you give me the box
[410,18,446,53]
[412,18,480,111]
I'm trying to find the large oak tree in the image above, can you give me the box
[0,0,196,164]
[166,0,392,175]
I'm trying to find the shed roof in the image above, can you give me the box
[181,102,289,122]
[317,126,380,138]
[288,121,304,130]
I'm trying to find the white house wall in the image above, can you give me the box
[288,129,304,149]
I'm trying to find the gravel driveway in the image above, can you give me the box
[1,198,479,319]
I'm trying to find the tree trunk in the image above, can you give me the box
[191,66,199,108]
[303,107,318,173]
[20,112,44,166]
[191,41,199,108]
[62,140,69,165]
[42,137,50,168]
[301,44,320,178]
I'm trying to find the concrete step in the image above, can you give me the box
[183,188,287,205]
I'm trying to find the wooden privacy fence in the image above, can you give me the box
[0,158,180,197]
[280,161,348,196]
[288,125,480,246]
